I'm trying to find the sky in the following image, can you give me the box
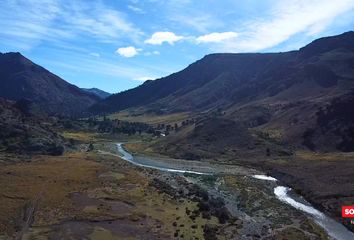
[1,0,354,93]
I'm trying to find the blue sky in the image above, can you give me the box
[1,0,354,93]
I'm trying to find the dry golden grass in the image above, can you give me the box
[0,152,104,235]
[109,111,191,125]
[124,142,157,155]
[296,150,354,161]
[61,131,100,142]
[0,147,221,239]
[81,159,215,239]
[90,227,132,240]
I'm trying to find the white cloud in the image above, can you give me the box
[116,46,141,57]
[89,52,100,57]
[196,32,238,43]
[145,32,184,45]
[221,0,354,52]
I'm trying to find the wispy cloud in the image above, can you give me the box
[127,5,145,14]
[170,14,224,33]
[218,0,354,52]
[60,2,143,42]
[0,0,143,50]
[196,32,238,43]
[144,51,160,56]
[0,0,62,49]
[2,0,354,92]
[148,0,354,52]
[89,52,100,58]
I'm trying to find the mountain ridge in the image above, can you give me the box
[91,31,354,153]
[0,52,100,116]
[91,31,354,115]
[82,88,111,99]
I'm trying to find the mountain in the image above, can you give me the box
[0,52,100,116]
[82,88,111,99]
[0,98,65,155]
[91,31,354,114]
[91,31,354,152]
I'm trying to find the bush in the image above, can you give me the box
[203,224,218,240]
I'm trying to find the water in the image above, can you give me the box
[274,186,354,240]
[117,147,354,240]
[253,174,277,181]
[253,175,354,240]
[274,186,324,216]
[116,143,209,175]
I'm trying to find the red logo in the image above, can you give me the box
[342,206,354,218]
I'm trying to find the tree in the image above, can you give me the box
[88,143,94,151]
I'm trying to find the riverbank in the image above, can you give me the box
[256,153,354,234]
[117,142,354,239]
[119,143,260,176]
[126,140,354,235]
[0,133,349,239]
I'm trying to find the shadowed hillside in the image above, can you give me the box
[0,98,65,156]
[0,52,100,116]
[91,32,354,114]
[91,31,354,152]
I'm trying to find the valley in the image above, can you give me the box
[0,30,354,239]
[0,131,335,239]
[120,111,354,235]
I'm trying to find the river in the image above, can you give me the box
[116,143,354,240]
[117,143,209,175]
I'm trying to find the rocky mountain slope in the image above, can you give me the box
[91,32,354,114]
[0,52,100,116]
[0,98,65,156]
[91,31,354,153]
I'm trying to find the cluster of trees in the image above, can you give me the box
[181,118,196,126]
[155,118,197,135]
[80,115,201,137]
[87,117,153,135]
